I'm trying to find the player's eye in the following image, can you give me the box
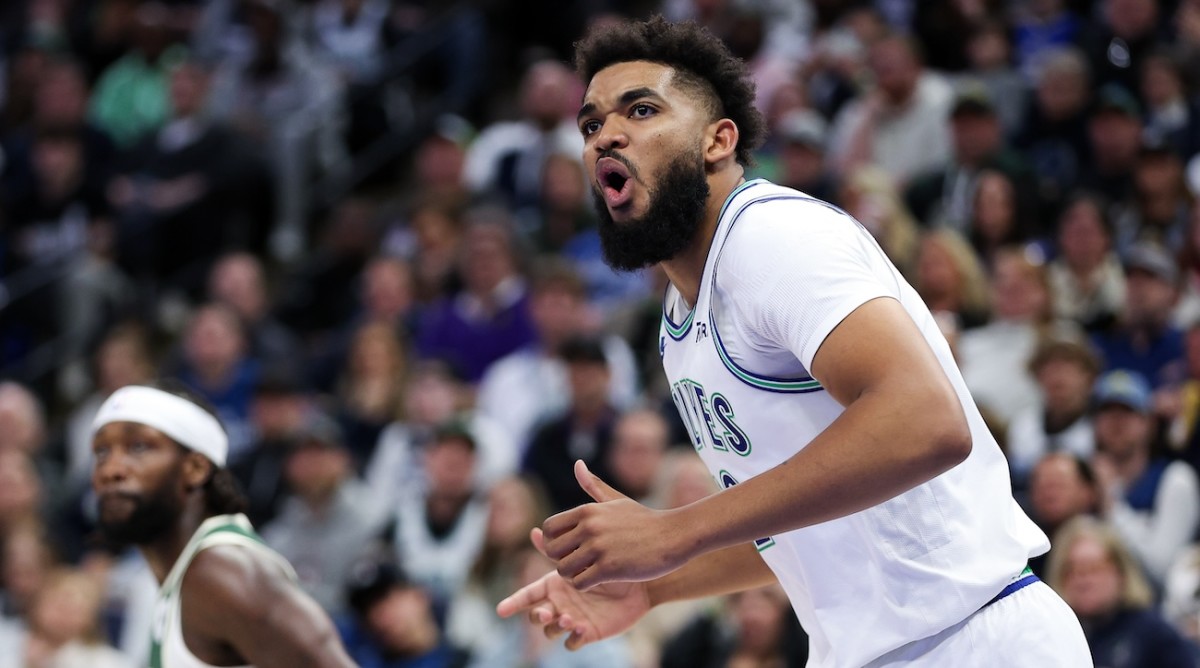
[631,104,656,119]
[581,119,601,136]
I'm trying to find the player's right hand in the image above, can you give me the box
[496,527,652,650]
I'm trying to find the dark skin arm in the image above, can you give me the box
[181,546,356,668]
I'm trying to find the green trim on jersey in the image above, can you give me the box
[711,328,823,392]
[663,308,695,340]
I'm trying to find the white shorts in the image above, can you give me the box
[864,580,1093,667]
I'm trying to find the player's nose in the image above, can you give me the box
[593,118,629,153]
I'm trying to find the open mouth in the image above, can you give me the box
[597,158,634,209]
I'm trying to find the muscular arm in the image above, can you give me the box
[547,297,973,588]
[673,297,971,557]
[182,546,356,668]
[646,541,776,606]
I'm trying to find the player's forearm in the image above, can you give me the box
[673,382,970,558]
[646,541,776,607]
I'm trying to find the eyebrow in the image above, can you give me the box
[577,87,662,123]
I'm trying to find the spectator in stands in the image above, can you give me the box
[1080,85,1145,232]
[1015,47,1093,213]
[333,321,408,463]
[1026,452,1101,576]
[772,109,837,206]
[1007,338,1101,487]
[913,229,991,331]
[958,21,1027,138]
[966,170,1034,270]
[477,260,637,454]
[264,412,386,617]
[15,568,132,668]
[382,421,489,605]
[173,303,260,460]
[828,32,953,185]
[397,196,465,305]
[108,56,272,299]
[463,59,583,229]
[0,521,56,623]
[959,247,1057,425]
[366,362,515,511]
[207,252,300,371]
[416,214,537,383]
[1114,140,1193,253]
[1140,49,1200,162]
[87,2,184,148]
[1047,192,1126,331]
[1,56,115,214]
[1092,369,1200,584]
[523,336,618,514]
[1078,0,1167,93]
[0,383,62,508]
[661,583,809,668]
[341,557,471,668]
[1092,242,1186,387]
[906,89,1035,236]
[231,366,313,528]
[837,167,920,277]
[446,476,551,659]
[310,255,416,392]
[604,409,669,504]
[1047,516,1196,668]
[3,124,125,378]
[1011,0,1081,82]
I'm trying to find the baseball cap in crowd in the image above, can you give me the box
[430,418,478,452]
[777,109,828,151]
[1094,84,1141,120]
[1092,369,1152,414]
[293,410,345,450]
[1123,242,1178,284]
[950,86,996,119]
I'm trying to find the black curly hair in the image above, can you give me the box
[574,15,766,166]
[151,379,249,517]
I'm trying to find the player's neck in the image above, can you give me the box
[141,500,212,584]
[661,170,746,308]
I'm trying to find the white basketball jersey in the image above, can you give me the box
[150,514,297,668]
[659,179,1048,668]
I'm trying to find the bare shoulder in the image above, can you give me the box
[181,544,290,628]
[178,544,355,668]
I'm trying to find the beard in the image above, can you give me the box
[97,474,184,547]
[593,147,711,271]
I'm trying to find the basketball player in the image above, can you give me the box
[91,382,356,667]
[498,16,1092,667]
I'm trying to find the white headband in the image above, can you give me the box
[91,386,228,467]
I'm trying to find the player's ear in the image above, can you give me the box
[182,451,214,491]
[704,118,739,166]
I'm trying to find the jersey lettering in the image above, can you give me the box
[671,380,750,456]
[712,392,752,456]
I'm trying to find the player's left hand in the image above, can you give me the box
[541,460,691,590]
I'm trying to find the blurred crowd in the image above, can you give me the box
[2,0,1200,666]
